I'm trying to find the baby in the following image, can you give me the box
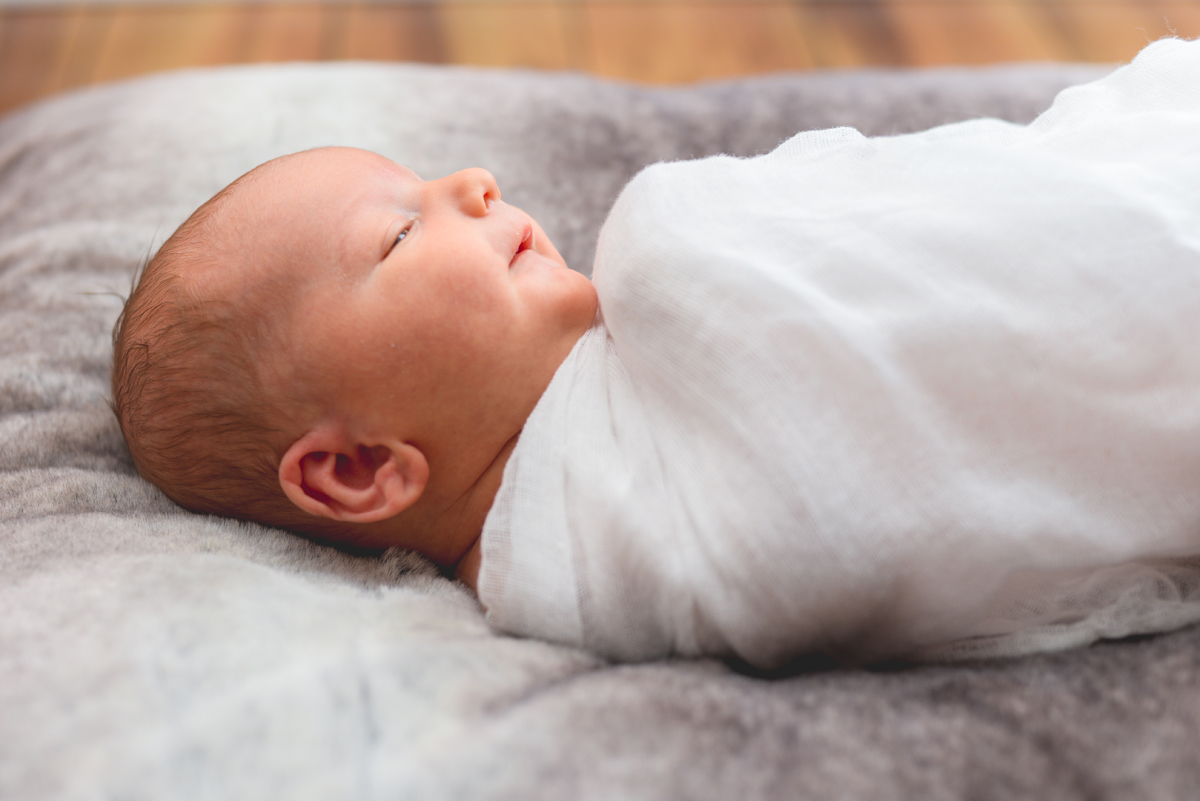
[115,38,1200,667]
[111,148,598,590]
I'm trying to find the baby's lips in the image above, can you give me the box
[509,222,534,268]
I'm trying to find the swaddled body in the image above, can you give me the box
[478,38,1200,667]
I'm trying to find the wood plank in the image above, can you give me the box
[582,0,814,83]
[0,8,75,112]
[91,4,249,82]
[45,5,118,94]
[342,2,446,63]
[884,0,1063,67]
[1160,0,1200,36]
[2,0,1199,120]
[1045,0,1200,63]
[797,0,907,69]
[236,3,332,63]
[438,0,577,70]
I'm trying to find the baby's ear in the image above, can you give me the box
[279,427,428,523]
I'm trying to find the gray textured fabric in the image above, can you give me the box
[7,60,1195,800]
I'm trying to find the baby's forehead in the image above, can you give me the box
[183,148,418,305]
[178,197,299,311]
[234,150,409,234]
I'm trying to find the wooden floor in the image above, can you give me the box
[1,0,1199,116]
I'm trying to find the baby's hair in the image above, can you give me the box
[111,168,345,540]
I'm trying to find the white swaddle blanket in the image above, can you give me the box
[478,38,1200,667]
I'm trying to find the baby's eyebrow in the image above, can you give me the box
[393,164,422,183]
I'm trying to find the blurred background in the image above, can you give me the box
[1,0,1198,116]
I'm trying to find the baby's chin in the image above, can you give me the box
[509,246,568,276]
[511,252,597,332]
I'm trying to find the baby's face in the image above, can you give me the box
[214,147,597,495]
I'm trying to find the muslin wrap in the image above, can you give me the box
[478,38,1200,667]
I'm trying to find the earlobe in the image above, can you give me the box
[279,427,428,523]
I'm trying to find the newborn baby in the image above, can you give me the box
[115,37,1200,667]
[111,151,597,588]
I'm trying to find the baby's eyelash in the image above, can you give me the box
[387,224,413,255]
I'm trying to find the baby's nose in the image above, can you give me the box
[442,168,500,216]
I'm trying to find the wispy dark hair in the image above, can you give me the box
[110,176,344,539]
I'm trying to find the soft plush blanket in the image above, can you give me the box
[480,39,1200,668]
[8,55,1200,800]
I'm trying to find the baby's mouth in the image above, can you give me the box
[511,225,534,266]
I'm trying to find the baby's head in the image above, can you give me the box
[112,147,597,566]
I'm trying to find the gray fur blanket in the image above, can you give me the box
[6,60,1196,800]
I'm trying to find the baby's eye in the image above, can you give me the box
[388,224,413,254]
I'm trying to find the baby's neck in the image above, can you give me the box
[428,326,594,590]
[444,432,519,591]
[398,322,594,591]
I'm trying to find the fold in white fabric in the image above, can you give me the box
[478,38,1200,667]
